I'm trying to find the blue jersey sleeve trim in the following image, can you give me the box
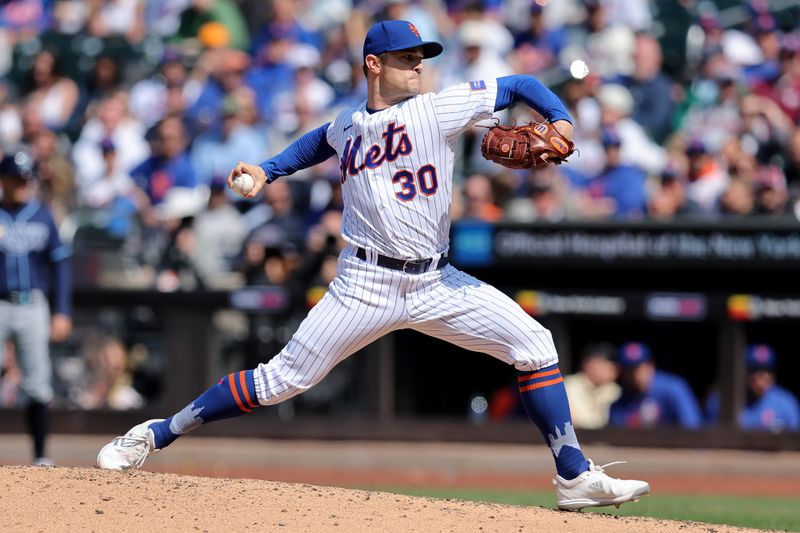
[495,75,572,124]
[259,123,337,182]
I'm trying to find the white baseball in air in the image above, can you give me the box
[232,172,255,196]
[569,59,590,80]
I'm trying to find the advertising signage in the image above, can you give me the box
[451,221,800,269]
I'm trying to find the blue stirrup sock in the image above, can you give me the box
[518,364,590,480]
[149,370,258,450]
[147,364,589,480]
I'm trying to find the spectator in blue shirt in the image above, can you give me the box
[706,344,800,432]
[609,341,703,429]
[586,128,648,218]
[612,33,674,143]
[130,116,197,206]
[187,49,254,136]
[513,4,566,74]
[191,94,267,189]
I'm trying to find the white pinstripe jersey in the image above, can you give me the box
[326,79,498,260]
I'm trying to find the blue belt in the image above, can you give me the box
[356,247,449,274]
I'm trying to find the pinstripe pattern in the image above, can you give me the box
[406,266,558,371]
[326,80,498,260]
[253,79,554,404]
[255,251,408,404]
[253,251,558,403]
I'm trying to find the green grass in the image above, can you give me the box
[367,486,800,532]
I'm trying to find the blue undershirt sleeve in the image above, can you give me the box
[52,255,71,316]
[46,211,72,316]
[259,123,337,182]
[495,75,572,123]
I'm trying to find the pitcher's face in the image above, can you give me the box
[379,48,424,98]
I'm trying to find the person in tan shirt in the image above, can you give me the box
[564,343,621,429]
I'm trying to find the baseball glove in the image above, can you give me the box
[480,122,575,169]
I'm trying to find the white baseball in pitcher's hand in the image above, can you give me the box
[232,173,255,196]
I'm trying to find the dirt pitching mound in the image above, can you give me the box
[0,466,761,533]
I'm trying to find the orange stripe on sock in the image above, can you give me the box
[228,374,251,413]
[519,376,564,393]
[239,371,257,408]
[518,368,561,383]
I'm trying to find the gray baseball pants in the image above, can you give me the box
[0,290,53,404]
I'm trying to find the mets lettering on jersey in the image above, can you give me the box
[326,79,499,260]
[339,122,413,182]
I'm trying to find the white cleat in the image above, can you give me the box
[555,459,650,511]
[96,418,164,470]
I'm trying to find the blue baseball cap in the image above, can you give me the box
[363,20,443,60]
[618,342,652,367]
[746,344,776,371]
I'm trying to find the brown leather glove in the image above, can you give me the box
[480,122,575,169]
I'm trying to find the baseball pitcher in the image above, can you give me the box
[98,20,649,511]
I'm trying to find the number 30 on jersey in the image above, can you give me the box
[392,164,438,202]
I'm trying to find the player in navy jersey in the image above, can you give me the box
[0,150,72,465]
[98,20,649,511]
[609,342,703,429]
[706,344,800,431]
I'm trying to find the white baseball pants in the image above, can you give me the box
[253,246,559,405]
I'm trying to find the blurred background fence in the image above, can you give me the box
[3,219,799,451]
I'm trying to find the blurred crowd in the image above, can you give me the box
[1,0,800,297]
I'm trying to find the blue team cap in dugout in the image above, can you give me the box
[618,342,652,367]
[363,20,443,60]
[746,344,776,371]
